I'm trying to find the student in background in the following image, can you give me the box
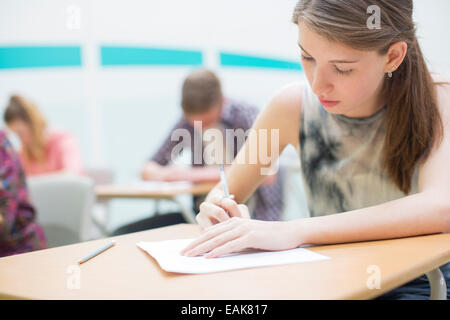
[113,69,284,235]
[3,95,84,176]
[0,130,46,257]
[142,69,283,222]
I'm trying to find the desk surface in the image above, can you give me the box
[95,182,217,199]
[0,224,449,300]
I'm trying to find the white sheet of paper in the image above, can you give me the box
[136,238,329,274]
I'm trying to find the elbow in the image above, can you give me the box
[422,189,450,234]
[443,205,450,234]
[440,197,450,234]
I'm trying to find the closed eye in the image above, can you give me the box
[334,65,353,75]
[302,55,353,75]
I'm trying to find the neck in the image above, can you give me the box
[343,83,386,119]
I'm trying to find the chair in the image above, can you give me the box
[84,167,115,185]
[27,174,95,248]
[84,167,115,237]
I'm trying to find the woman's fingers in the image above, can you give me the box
[218,198,251,219]
[205,236,250,258]
[237,204,251,219]
[219,197,241,217]
[196,202,231,229]
[195,213,214,228]
[180,219,236,255]
[184,228,241,257]
[196,196,251,229]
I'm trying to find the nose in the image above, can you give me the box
[311,68,332,99]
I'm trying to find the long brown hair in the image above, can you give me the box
[292,0,446,194]
[4,95,47,162]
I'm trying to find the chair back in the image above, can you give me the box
[27,174,95,248]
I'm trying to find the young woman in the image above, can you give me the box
[181,0,450,299]
[4,95,84,176]
[0,130,46,257]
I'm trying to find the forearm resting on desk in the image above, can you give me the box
[296,190,450,246]
[183,189,450,258]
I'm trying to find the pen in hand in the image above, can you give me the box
[219,164,230,198]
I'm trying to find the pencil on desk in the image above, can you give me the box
[78,240,116,264]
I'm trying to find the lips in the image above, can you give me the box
[319,99,340,107]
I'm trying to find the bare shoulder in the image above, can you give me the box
[266,81,303,116]
[259,82,304,128]
[257,82,304,148]
[433,73,450,126]
[417,74,450,192]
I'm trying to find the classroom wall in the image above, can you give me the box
[0,0,449,229]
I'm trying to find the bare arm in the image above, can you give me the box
[204,83,303,204]
[141,161,168,181]
[182,83,450,258]
[299,82,450,244]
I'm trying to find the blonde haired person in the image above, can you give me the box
[181,0,450,300]
[4,95,84,176]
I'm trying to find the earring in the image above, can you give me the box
[388,71,393,78]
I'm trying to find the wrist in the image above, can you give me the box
[290,218,316,246]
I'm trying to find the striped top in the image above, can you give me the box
[298,81,418,217]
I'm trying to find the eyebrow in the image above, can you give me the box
[298,43,360,64]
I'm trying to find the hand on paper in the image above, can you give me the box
[181,216,303,258]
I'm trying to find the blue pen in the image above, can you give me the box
[219,165,230,198]
[78,240,116,264]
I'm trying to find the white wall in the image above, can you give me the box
[413,0,450,78]
[0,0,449,229]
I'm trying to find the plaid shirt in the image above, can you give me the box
[0,130,46,257]
[151,98,283,221]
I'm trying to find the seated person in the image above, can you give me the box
[127,69,283,233]
[0,130,46,257]
[3,95,84,176]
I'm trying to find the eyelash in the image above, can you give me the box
[301,55,353,75]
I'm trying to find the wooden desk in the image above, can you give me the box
[95,182,217,200]
[93,182,217,228]
[0,224,448,300]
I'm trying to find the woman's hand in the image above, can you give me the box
[195,194,250,228]
[181,217,304,258]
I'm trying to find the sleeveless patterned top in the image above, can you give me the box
[298,81,418,217]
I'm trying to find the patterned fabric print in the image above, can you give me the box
[298,82,450,299]
[151,98,283,221]
[298,82,418,217]
[0,130,46,257]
